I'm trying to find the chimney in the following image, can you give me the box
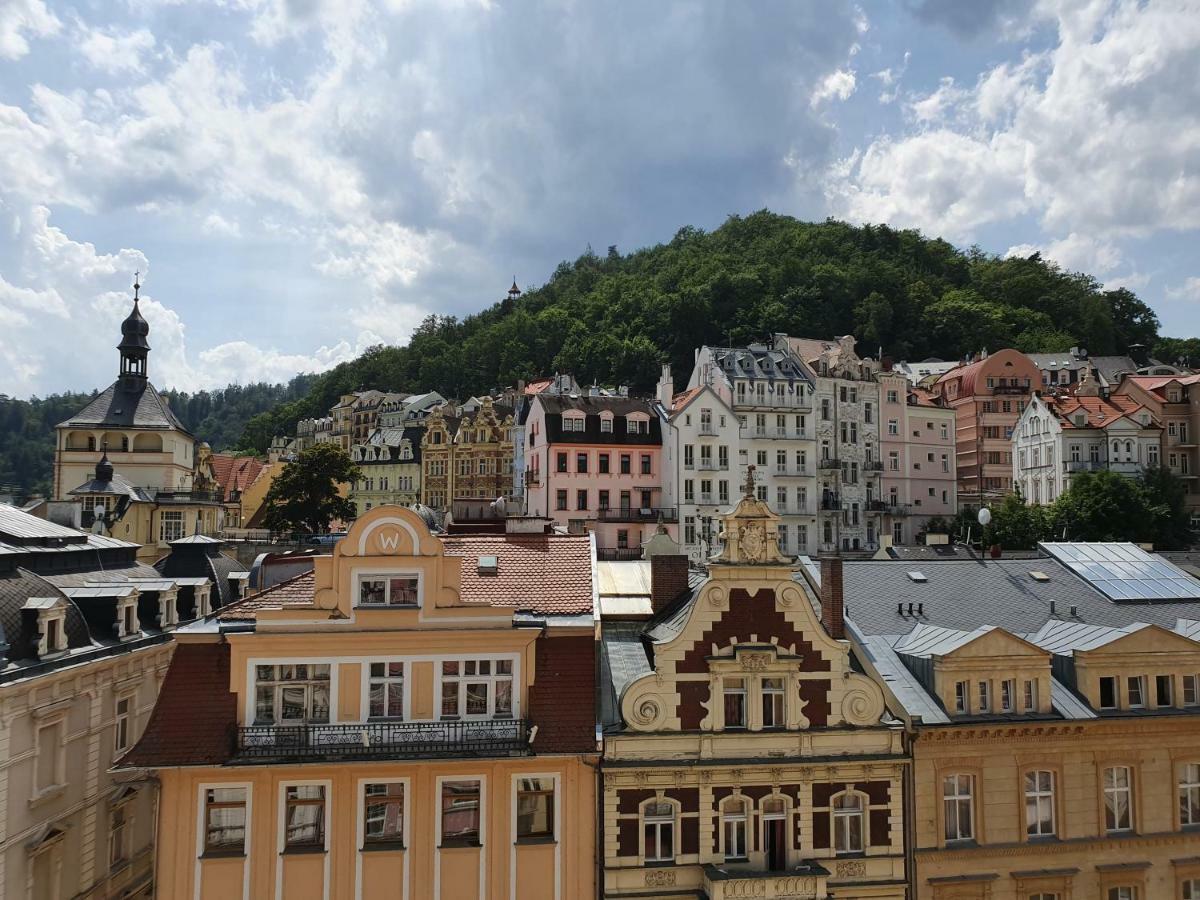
[820,556,845,639]
[656,364,674,408]
[650,554,689,615]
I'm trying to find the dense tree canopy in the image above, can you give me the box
[0,211,1186,493]
[261,444,362,534]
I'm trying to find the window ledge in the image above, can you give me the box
[514,835,556,846]
[29,785,66,809]
[281,845,326,856]
[439,839,482,850]
[360,841,405,853]
[200,849,247,860]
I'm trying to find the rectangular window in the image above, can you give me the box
[762,677,784,728]
[1104,766,1133,832]
[363,783,404,845]
[620,454,631,475]
[643,800,675,862]
[599,453,610,474]
[109,803,129,869]
[1107,889,1136,900]
[942,774,973,842]
[555,489,568,511]
[368,662,404,719]
[954,681,968,713]
[684,445,694,468]
[641,454,652,475]
[516,778,555,839]
[1186,675,1199,706]
[254,664,330,725]
[599,489,610,510]
[1001,680,1014,712]
[1180,763,1200,826]
[358,575,419,607]
[576,452,588,473]
[441,659,514,719]
[600,417,612,433]
[723,677,747,728]
[1024,680,1037,711]
[1128,676,1146,708]
[284,785,325,849]
[576,489,587,510]
[204,787,247,854]
[442,780,481,845]
[556,452,568,473]
[1100,676,1118,709]
[114,696,131,753]
[159,510,184,543]
[978,681,990,713]
[1024,770,1056,837]
[1157,674,1173,707]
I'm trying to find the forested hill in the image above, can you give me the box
[235,212,1177,451]
[2,211,1194,495]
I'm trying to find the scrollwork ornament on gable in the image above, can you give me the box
[778,584,804,609]
[623,678,670,732]
[840,672,886,726]
[707,584,727,609]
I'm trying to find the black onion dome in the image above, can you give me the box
[118,299,150,354]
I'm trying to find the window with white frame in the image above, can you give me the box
[723,676,747,728]
[1001,679,1015,712]
[1128,676,1146,708]
[284,785,325,849]
[642,799,676,862]
[1186,675,1199,706]
[1183,878,1200,899]
[1180,763,1200,827]
[441,780,481,845]
[204,787,247,854]
[943,774,974,842]
[358,574,419,607]
[159,510,185,542]
[35,719,64,793]
[1107,889,1136,900]
[363,783,404,845]
[722,796,749,860]
[1104,766,1133,832]
[762,677,785,728]
[1024,679,1037,711]
[440,659,513,719]
[1024,770,1056,837]
[109,800,131,869]
[516,778,554,839]
[833,792,865,853]
[954,681,968,713]
[368,662,404,719]
[978,681,990,712]
[253,664,330,725]
[114,696,132,753]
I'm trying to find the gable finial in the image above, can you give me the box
[133,270,140,301]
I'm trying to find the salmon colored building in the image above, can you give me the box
[929,349,1041,508]
[120,506,598,900]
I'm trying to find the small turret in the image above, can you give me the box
[118,274,150,385]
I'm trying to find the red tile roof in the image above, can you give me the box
[443,534,594,615]
[210,454,267,503]
[216,570,317,620]
[212,535,595,618]
[524,378,555,395]
[528,634,597,752]
[1124,373,1200,396]
[118,642,236,768]
[670,387,703,414]
[1047,394,1152,429]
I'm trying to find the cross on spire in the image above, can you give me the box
[133,271,140,300]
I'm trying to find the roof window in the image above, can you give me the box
[906,571,927,583]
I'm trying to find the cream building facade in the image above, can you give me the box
[599,478,908,899]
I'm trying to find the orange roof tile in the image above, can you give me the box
[216,570,317,619]
[1045,394,1153,429]
[443,534,594,614]
[670,387,703,414]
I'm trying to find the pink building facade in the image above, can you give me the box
[523,394,673,557]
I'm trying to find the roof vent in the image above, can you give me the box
[1070,604,1078,617]
[1030,571,1050,582]
[1049,599,1057,615]
[477,555,498,576]
[906,570,927,583]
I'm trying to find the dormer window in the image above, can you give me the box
[562,414,586,433]
[358,575,420,608]
[117,597,139,639]
[158,592,178,629]
[26,598,68,658]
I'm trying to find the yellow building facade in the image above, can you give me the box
[421,399,515,510]
[123,505,598,900]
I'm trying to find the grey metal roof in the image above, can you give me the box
[599,622,653,729]
[67,473,153,502]
[856,632,950,724]
[0,506,83,542]
[1050,678,1098,719]
[709,345,814,385]
[893,623,1006,657]
[834,556,1200,637]
[57,379,189,432]
[168,534,224,546]
[1025,619,1173,654]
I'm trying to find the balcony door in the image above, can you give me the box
[762,798,787,872]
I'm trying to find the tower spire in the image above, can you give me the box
[118,277,150,384]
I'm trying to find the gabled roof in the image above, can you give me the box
[210,455,267,502]
[57,379,189,432]
[1027,619,1174,654]
[215,570,315,620]
[1041,394,1152,430]
[893,622,1043,658]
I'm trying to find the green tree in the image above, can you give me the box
[982,492,1049,550]
[1139,466,1194,549]
[1048,470,1155,542]
[261,444,362,534]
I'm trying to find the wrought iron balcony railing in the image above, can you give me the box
[233,718,529,762]
[596,506,678,523]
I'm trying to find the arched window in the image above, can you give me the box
[1125,440,1133,454]
[1113,440,1121,455]
[721,796,748,861]
[641,799,676,863]
[832,792,865,854]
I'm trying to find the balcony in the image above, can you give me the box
[524,471,540,485]
[597,506,677,523]
[818,459,841,470]
[699,423,718,436]
[820,496,841,511]
[867,500,888,512]
[773,467,811,478]
[233,719,530,762]
[596,548,644,561]
[885,504,913,516]
[698,459,719,470]
[771,429,810,440]
[864,460,884,472]
[1065,460,1103,473]
[991,384,1029,395]
[153,490,223,504]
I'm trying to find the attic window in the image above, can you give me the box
[906,571,927,583]
[478,555,498,576]
[1029,571,1051,582]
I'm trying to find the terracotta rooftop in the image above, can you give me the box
[216,570,317,620]
[670,387,703,414]
[210,454,267,503]
[1125,373,1200,395]
[1046,395,1151,429]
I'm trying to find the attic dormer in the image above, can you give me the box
[24,597,70,659]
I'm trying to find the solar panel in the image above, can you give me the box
[1041,542,1200,602]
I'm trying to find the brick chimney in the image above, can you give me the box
[820,556,845,639]
[650,554,690,615]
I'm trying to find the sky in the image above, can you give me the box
[0,0,1198,397]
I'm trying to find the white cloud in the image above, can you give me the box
[201,211,241,237]
[830,0,1200,243]
[0,0,59,60]
[1166,277,1200,303]
[76,23,156,74]
[1004,232,1123,275]
[811,69,857,107]
[872,50,910,103]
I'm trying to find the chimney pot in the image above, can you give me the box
[897,601,904,616]
[917,602,924,616]
[1049,599,1056,615]
[1070,604,1078,617]
[819,556,845,639]
[907,602,914,616]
